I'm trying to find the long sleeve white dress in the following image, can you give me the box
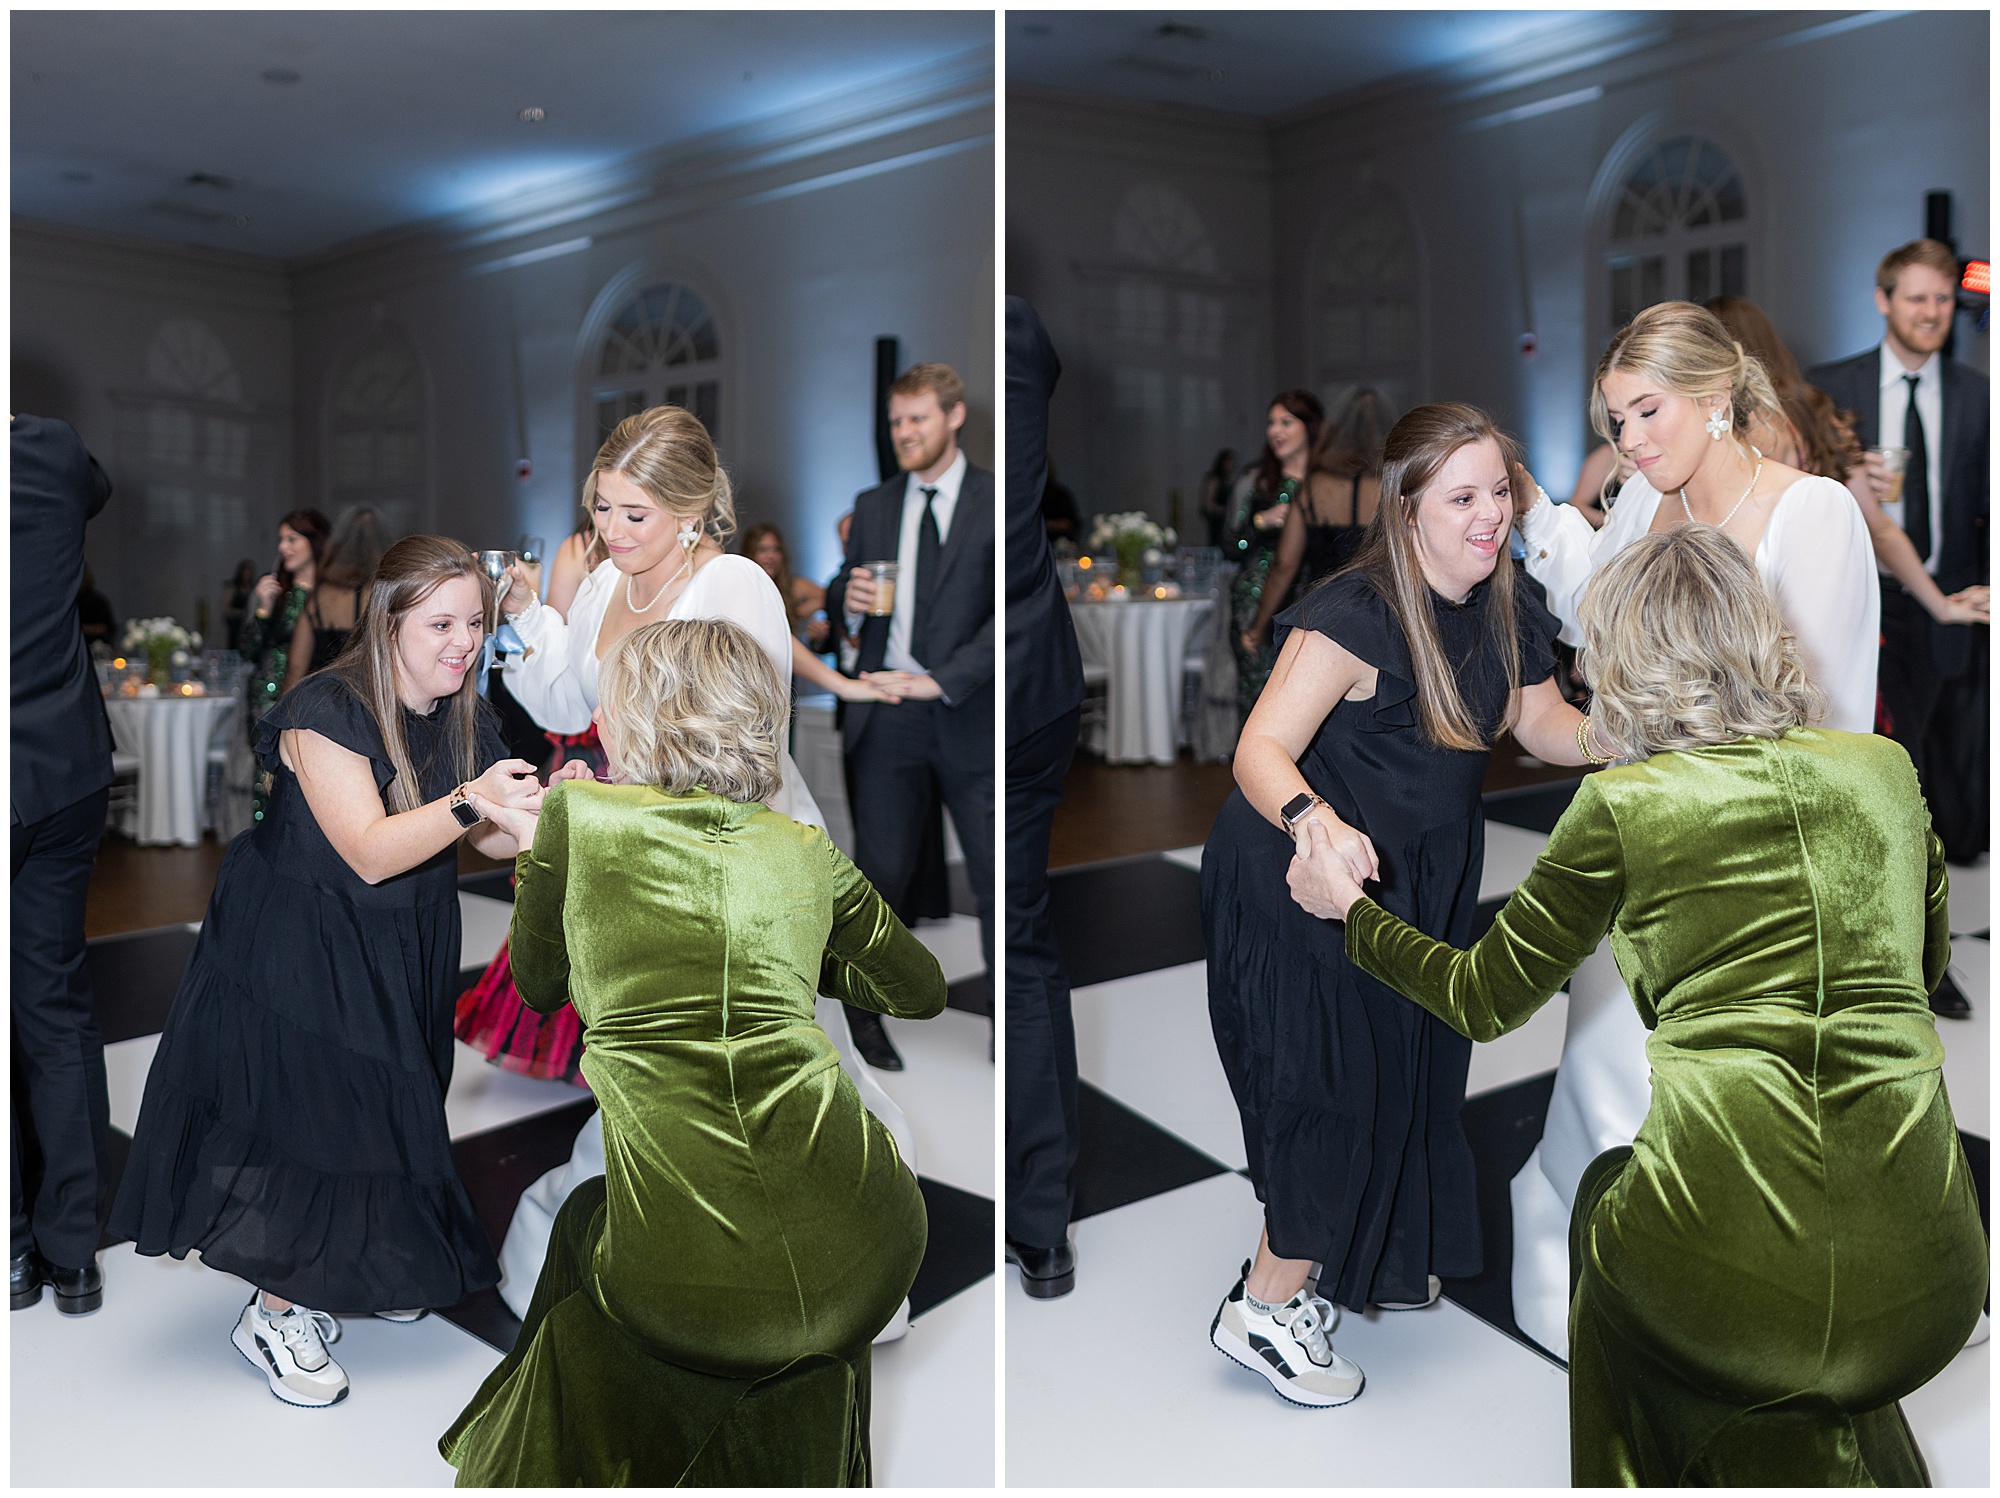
[494,556,917,1337]
[1506,475,1879,1356]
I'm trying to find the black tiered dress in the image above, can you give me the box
[108,673,505,1312]
[1202,568,1557,1311]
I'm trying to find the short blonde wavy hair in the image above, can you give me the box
[586,404,736,545]
[1579,526,1825,758]
[596,618,785,804]
[1589,301,1783,453]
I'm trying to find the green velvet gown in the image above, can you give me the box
[1342,730,1986,1486]
[440,781,947,1487]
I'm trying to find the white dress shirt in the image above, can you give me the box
[1876,340,1945,573]
[878,448,967,675]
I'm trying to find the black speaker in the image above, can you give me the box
[874,337,901,483]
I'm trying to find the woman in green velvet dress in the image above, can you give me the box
[1291,527,1986,1486]
[439,616,945,1487]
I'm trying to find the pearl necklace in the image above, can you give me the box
[1680,453,1762,531]
[626,529,699,614]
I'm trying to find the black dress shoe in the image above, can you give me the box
[11,1253,43,1311]
[1931,971,1973,1020]
[1005,1236,1076,1299]
[845,1006,905,1071]
[45,1258,103,1316]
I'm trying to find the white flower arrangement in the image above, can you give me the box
[121,617,201,654]
[1087,511,1177,554]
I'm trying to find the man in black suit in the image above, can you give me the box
[1808,238,1989,894]
[11,415,116,1315]
[828,363,994,1070]
[1004,299,1087,1297]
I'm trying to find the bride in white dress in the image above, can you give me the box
[492,406,918,1337]
[1510,302,1877,1356]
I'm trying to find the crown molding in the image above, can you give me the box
[12,217,294,316]
[1008,84,1271,179]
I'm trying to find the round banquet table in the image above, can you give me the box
[1068,596,1215,765]
[104,693,240,846]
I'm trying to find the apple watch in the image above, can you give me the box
[448,784,483,829]
[1280,792,1326,830]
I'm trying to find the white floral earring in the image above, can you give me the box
[1705,408,1731,440]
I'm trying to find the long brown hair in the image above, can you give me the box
[1313,387,1389,479]
[1253,389,1327,497]
[275,508,331,592]
[326,535,490,813]
[1702,296,1862,480]
[738,522,796,609]
[1343,403,1523,752]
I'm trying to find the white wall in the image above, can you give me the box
[1008,11,1988,511]
[13,52,992,628]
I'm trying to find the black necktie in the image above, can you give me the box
[1902,373,1931,565]
[912,485,942,665]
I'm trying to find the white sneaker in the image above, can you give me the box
[1210,1264,1364,1408]
[373,1308,427,1323]
[232,1294,349,1407]
[1376,1274,1442,1311]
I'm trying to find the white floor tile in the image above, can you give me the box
[104,1033,161,1136]
[873,1279,995,1486]
[443,1041,591,1138]
[1466,990,1570,1099]
[1005,1172,1570,1487]
[11,1245,496,1486]
[1072,961,1246,1169]
[459,890,512,973]
[1904,1339,1990,1486]
[877,1006,995,1199]
[1481,821,1551,901]
[914,912,986,986]
[1947,857,1989,937]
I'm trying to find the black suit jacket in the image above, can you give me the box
[1806,347,1989,594]
[1005,298,1085,748]
[827,459,995,770]
[12,415,116,826]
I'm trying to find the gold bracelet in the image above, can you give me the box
[1576,717,1614,765]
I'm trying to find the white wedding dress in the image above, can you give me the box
[495,555,917,1338]
[1508,475,1877,1356]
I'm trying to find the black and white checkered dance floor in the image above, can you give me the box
[14,878,995,1486]
[1006,778,1989,1486]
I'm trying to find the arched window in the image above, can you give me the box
[591,283,722,447]
[1313,192,1420,421]
[1604,135,1748,329]
[328,335,426,537]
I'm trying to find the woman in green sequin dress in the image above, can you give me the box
[1227,391,1323,722]
[1296,528,1986,1485]
[441,617,945,1486]
[236,509,329,823]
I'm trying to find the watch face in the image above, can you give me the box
[450,798,482,829]
[1281,793,1314,826]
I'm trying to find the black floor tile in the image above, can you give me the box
[1071,1080,1232,1222]
[910,1177,994,1319]
[1440,1071,1564,1368]
[86,924,197,1044]
[1051,856,1205,988]
[1482,778,1584,834]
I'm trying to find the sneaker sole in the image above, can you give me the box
[231,1320,349,1408]
[1209,1316,1363,1409]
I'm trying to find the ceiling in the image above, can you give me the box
[1006,10,1661,118]
[11,11,993,261]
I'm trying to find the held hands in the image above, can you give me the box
[546,757,598,785]
[464,759,548,846]
[833,674,903,704]
[1287,815,1374,922]
[861,669,942,701]
[1934,584,1991,626]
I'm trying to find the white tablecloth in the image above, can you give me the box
[105,694,239,846]
[1069,598,1215,765]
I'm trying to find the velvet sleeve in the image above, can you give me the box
[1345,775,1627,1042]
[817,837,947,1021]
[1923,830,1952,996]
[511,783,573,1015]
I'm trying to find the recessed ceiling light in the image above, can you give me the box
[261,68,301,85]
[61,170,92,185]
[518,107,546,124]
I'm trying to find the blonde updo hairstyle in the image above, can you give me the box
[1579,526,1825,759]
[1588,301,1784,457]
[595,618,784,804]
[585,404,736,548]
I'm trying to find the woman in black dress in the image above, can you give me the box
[1244,387,1390,649]
[109,536,548,1409]
[1225,390,1324,719]
[1204,404,1602,1407]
